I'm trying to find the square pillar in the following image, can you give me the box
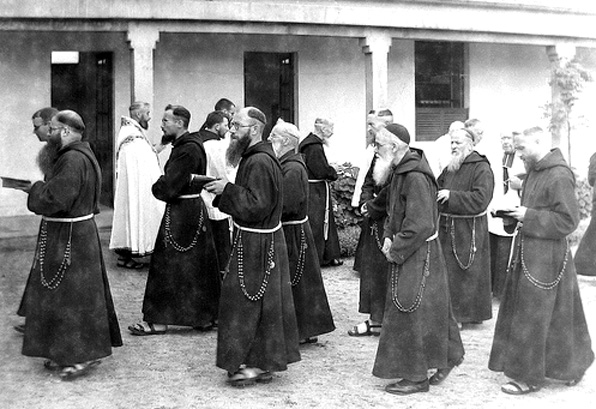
[360,34,392,114]
[127,23,160,109]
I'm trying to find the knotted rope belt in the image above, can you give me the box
[163,194,205,252]
[229,222,282,301]
[282,216,309,286]
[308,179,330,240]
[37,213,94,290]
[390,231,438,313]
[439,210,487,271]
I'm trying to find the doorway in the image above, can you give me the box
[244,52,296,138]
[51,51,114,207]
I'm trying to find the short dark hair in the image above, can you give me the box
[205,111,227,129]
[32,107,59,123]
[214,98,235,112]
[55,110,85,134]
[165,104,191,128]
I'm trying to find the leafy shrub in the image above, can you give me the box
[575,171,592,220]
[337,225,361,258]
[331,162,363,229]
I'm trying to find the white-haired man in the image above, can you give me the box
[371,123,464,394]
[437,128,494,328]
[299,117,342,267]
[269,118,335,345]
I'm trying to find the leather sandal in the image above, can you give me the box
[128,322,167,336]
[385,379,429,395]
[59,360,101,381]
[227,367,273,387]
[347,320,381,337]
[501,380,541,395]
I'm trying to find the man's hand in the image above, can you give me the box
[204,179,228,195]
[509,175,523,191]
[360,203,368,216]
[381,237,395,262]
[437,189,450,204]
[506,206,527,222]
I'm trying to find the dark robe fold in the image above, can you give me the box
[22,141,122,366]
[437,151,494,323]
[214,142,300,373]
[353,156,390,322]
[141,132,221,327]
[279,150,335,340]
[489,148,594,386]
[299,133,341,265]
[373,148,464,380]
[574,151,596,276]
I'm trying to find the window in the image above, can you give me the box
[415,41,468,141]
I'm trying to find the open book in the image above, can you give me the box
[1,176,32,190]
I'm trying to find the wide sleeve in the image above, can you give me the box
[388,173,436,265]
[152,146,199,202]
[27,152,84,216]
[522,168,579,239]
[445,162,494,214]
[304,144,337,181]
[217,158,279,223]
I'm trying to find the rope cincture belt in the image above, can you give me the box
[282,217,309,286]
[439,210,488,271]
[37,213,94,291]
[308,179,330,240]
[282,216,309,226]
[230,221,282,301]
[390,230,438,313]
[178,193,203,199]
[42,213,94,223]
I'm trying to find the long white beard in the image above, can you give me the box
[447,149,466,172]
[373,155,393,186]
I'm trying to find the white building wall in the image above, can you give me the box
[0,31,131,217]
[154,33,367,165]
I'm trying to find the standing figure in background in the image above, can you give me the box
[205,107,300,387]
[574,150,596,276]
[371,124,464,395]
[129,104,220,335]
[431,120,465,178]
[109,101,165,269]
[269,118,335,345]
[194,111,233,278]
[437,128,494,328]
[18,110,122,380]
[488,131,525,298]
[349,112,390,337]
[489,127,593,395]
[300,117,343,267]
[14,107,60,334]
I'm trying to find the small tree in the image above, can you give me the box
[544,59,592,166]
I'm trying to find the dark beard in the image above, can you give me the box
[226,135,250,168]
[36,143,60,178]
[161,133,176,145]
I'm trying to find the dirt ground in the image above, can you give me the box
[1,227,595,409]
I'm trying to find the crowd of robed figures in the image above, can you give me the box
[8,101,594,396]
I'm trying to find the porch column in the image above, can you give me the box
[127,24,160,108]
[360,34,392,113]
[546,44,576,159]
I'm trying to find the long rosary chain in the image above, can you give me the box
[450,217,476,270]
[290,226,307,287]
[391,243,431,313]
[164,204,205,252]
[235,231,276,301]
[371,221,384,252]
[38,220,72,290]
[520,234,568,290]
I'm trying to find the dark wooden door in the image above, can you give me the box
[51,52,114,206]
[244,52,295,139]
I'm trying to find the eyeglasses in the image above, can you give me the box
[33,123,47,131]
[48,125,68,133]
[372,142,390,149]
[230,122,254,130]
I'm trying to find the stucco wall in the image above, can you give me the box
[154,33,368,165]
[0,31,130,216]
